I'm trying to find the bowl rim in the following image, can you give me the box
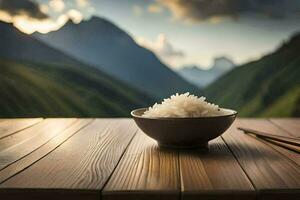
[131,107,238,120]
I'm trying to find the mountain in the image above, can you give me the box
[177,66,216,88]
[0,21,154,117]
[177,57,235,87]
[34,16,200,98]
[0,21,78,65]
[212,57,235,73]
[205,34,300,117]
[0,60,155,117]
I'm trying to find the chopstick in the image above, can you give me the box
[237,127,300,153]
[261,138,300,154]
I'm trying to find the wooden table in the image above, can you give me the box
[0,118,299,200]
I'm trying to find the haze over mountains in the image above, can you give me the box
[205,33,300,117]
[0,21,154,117]
[178,57,235,87]
[34,16,200,98]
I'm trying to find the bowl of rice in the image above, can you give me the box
[131,93,237,149]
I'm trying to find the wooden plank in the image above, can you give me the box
[0,118,75,152]
[0,119,93,183]
[237,118,295,137]
[0,118,76,170]
[269,119,300,137]
[180,137,255,200]
[0,118,43,140]
[103,130,180,200]
[0,189,99,200]
[0,119,138,200]
[237,119,300,166]
[223,119,300,200]
[262,138,300,154]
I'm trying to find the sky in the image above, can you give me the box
[1,0,300,69]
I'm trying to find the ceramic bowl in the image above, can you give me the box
[131,108,237,149]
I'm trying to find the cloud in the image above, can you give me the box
[148,3,163,13]
[39,4,50,14]
[157,0,300,23]
[136,33,184,67]
[0,0,48,19]
[49,0,65,12]
[76,0,88,8]
[67,9,82,24]
[0,0,94,34]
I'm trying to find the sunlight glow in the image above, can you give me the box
[0,10,69,34]
[0,9,85,34]
[67,9,83,24]
[49,0,65,12]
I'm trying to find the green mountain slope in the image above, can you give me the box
[34,17,201,98]
[205,33,300,117]
[0,60,154,117]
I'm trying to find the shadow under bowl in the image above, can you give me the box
[131,108,237,149]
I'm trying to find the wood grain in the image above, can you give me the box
[269,119,300,137]
[180,137,255,200]
[0,189,99,200]
[0,118,76,170]
[0,119,138,200]
[103,130,180,200]
[237,118,295,137]
[0,118,299,200]
[0,118,43,139]
[238,127,300,147]
[223,119,300,200]
[0,119,93,183]
[262,138,300,154]
[238,119,300,166]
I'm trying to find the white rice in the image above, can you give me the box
[143,92,227,118]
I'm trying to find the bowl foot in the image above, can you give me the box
[158,142,208,149]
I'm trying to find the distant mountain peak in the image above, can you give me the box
[211,56,235,72]
[214,56,233,62]
[190,65,200,70]
[180,65,204,71]
[56,15,132,41]
[74,16,121,30]
[88,15,111,24]
[81,15,109,25]
[177,56,236,88]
